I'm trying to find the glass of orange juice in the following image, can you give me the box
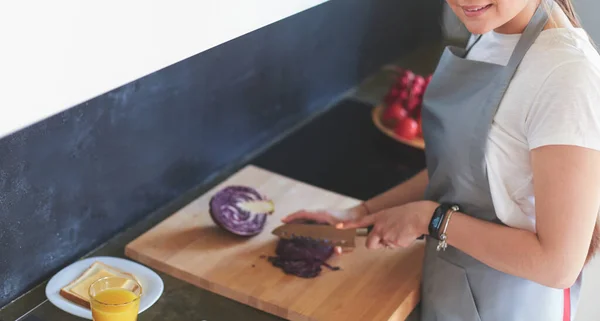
[89,276,143,321]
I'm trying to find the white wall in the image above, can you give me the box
[574,0,600,44]
[0,0,328,139]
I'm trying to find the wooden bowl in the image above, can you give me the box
[372,105,425,150]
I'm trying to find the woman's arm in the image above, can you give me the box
[283,169,429,225]
[359,169,429,214]
[442,145,600,289]
[341,145,600,288]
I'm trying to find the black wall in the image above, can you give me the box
[0,0,443,307]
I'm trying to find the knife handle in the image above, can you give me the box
[356,226,426,240]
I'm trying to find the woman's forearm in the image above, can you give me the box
[444,211,578,289]
[447,145,600,289]
[363,169,429,213]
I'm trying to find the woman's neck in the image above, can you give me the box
[495,0,574,34]
[494,0,542,34]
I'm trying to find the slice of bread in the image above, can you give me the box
[59,261,141,309]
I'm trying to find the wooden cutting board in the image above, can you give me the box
[125,165,425,321]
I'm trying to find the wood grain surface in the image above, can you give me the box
[125,165,425,321]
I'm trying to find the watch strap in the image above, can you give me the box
[428,203,454,240]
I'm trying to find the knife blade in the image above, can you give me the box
[272,223,425,249]
[271,223,373,249]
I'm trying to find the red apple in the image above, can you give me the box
[383,103,408,126]
[399,76,410,88]
[399,89,409,101]
[395,117,419,140]
[400,70,414,87]
[411,84,424,97]
[413,75,426,88]
[406,96,421,112]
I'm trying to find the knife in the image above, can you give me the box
[271,223,374,250]
[271,223,425,250]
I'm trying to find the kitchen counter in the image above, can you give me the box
[0,43,443,321]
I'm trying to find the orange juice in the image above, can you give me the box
[91,288,140,321]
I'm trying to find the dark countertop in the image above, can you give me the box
[253,100,426,200]
[0,43,443,321]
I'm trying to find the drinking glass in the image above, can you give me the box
[89,276,142,321]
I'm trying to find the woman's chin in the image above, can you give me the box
[463,22,495,35]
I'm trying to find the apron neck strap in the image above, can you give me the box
[505,0,554,70]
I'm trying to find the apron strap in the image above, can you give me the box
[505,0,554,70]
[469,0,554,188]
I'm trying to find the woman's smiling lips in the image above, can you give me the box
[462,4,493,17]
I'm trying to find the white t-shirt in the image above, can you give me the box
[465,27,600,232]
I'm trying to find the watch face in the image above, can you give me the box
[431,215,444,230]
[429,204,446,239]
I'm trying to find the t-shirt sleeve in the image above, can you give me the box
[525,60,600,151]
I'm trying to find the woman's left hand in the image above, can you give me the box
[337,200,439,250]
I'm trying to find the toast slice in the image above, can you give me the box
[59,261,141,309]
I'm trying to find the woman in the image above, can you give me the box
[283,0,600,320]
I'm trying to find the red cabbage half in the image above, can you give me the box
[267,220,341,278]
[209,185,274,236]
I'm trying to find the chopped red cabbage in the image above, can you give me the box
[268,220,341,278]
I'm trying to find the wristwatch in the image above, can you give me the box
[428,203,460,240]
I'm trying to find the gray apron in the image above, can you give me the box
[419,1,582,320]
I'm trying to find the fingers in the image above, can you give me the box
[378,234,415,250]
[334,246,343,255]
[281,211,307,222]
[382,238,402,249]
[366,233,384,250]
[366,230,409,250]
[336,214,376,229]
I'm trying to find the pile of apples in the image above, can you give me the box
[381,69,432,140]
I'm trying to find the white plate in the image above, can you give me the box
[45,256,164,319]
